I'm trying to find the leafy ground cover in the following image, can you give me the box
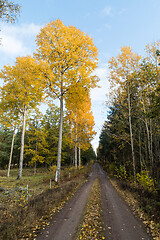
[109,177,160,240]
[0,165,91,240]
[75,178,105,240]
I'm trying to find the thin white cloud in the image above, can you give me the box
[0,23,42,57]
[102,6,112,16]
[1,23,42,37]
[91,66,110,101]
[0,34,29,55]
[118,8,127,15]
[105,23,112,30]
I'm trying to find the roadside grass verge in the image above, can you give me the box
[75,178,105,240]
[0,164,92,240]
[109,177,160,240]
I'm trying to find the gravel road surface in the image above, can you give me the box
[36,164,152,240]
[36,164,97,240]
[98,164,152,240]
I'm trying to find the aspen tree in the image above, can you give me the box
[66,84,96,168]
[35,20,99,181]
[0,56,44,179]
[108,46,141,182]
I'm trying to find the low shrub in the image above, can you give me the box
[137,170,155,192]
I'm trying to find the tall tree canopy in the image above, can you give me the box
[0,56,44,179]
[35,19,99,181]
[108,46,141,181]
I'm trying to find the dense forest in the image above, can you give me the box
[0,105,96,169]
[98,43,160,186]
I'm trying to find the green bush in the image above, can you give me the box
[136,170,155,192]
[115,165,127,180]
[108,163,116,175]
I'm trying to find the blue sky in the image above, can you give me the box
[0,0,160,151]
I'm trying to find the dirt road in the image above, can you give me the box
[36,164,152,240]
[98,164,152,240]
[36,164,97,240]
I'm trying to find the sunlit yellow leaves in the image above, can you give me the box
[34,20,99,179]
[35,19,99,98]
[76,178,105,240]
[0,56,44,112]
[65,83,96,151]
[108,46,141,86]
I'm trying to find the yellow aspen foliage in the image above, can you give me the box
[34,19,99,180]
[0,56,45,179]
[108,46,141,182]
[65,83,96,152]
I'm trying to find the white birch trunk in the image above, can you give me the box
[78,144,81,167]
[7,128,16,177]
[55,94,63,182]
[141,94,153,173]
[34,161,37,175]
[34,140,38,175]
[150,119,154,174]
[74,126,77,170]
[17,106,26,179]
[127,85,136,182]
[139,130,142,171]
[75,143,77,169]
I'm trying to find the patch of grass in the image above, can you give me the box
[0,164,92,240]
[75,178,105,240]
[0,168,50,195]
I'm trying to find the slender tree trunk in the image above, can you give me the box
[127,85,136,182]
[34,141,38,175]
[17,106,26,179]
[150,119,154,176]
[75,143,77,169]
[141,94,153,174]
[55,94,63,182]
[155,127,160,183]
[123,150,125,168]
[7,128,16,178]
[34,162,36,175]
[139,129,142,171]
[74,125,78,169]
[78,144,81,167]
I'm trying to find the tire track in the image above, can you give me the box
[36,164,97,240]
[98,164,152,240]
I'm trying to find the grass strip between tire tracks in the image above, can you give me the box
[75,178,105,240]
